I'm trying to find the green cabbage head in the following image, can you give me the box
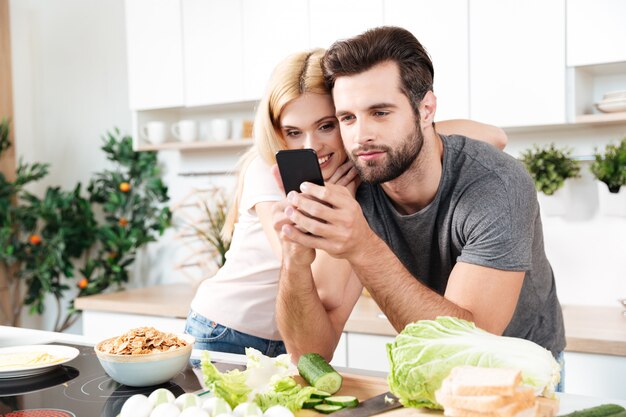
[387,316,561,410]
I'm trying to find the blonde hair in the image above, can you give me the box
[221,48,329,239]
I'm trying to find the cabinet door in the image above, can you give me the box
[567,0,626,67]
[125,0,184,110]
[469,0,566,127]
[309,0,383,49]
[384,0,469,120]
[346,333,394,372]
[241,0,310,101]
[182,0,244,106]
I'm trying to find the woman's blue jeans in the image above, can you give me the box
[184,310,286,366]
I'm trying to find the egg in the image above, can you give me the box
[233,402,262,417]
[149,388,176,406]
[179,406,210,417]
[175,393,202,410]
[120,394,153,417]
[150,402,181,417]
[202,396,232,417]
[262,405,293,417]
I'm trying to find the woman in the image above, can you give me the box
[184,48,506,357]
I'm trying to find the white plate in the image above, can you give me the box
[595,100,626,113]
[603,90,626,100]
[0,344,80,378]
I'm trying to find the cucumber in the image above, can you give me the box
[324,396,359,408]
[310,390,332,399]
[558,404,625,417]
[314,404,344,414]
[303,398,324,409]
[297,353,343,394]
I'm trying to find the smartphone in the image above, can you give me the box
[276,149,324,194]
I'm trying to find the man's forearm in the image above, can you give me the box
[349,236,473,332]
[276,262,342,362]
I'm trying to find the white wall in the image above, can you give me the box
[7,2,625,333]
[9,0,134,332]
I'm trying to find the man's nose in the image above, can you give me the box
[354,120,374,145]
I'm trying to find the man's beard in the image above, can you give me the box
[349,124,424,185]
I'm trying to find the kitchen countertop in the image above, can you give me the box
[1,325,626,413]
[74,284,626,356]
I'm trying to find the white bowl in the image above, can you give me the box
[94,333,194,387]
[602,90,626,101]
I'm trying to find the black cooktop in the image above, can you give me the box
[0,343,235,417]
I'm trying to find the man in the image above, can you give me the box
[273,26,565,364]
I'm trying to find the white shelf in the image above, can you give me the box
[575,111,626,124]
[137,139,253,152]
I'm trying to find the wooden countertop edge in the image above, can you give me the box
[74,297,189,319]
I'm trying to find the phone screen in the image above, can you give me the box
[276,149,324,194]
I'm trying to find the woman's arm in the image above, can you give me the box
[436,119,507,150]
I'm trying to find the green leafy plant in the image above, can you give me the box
[590,137,626,194]
[520,144,580,196]
[0,121,171,331]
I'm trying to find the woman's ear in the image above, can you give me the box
[419,91,437,128]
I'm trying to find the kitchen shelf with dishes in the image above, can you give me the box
[130,100,257,153]
[570,61,626,124]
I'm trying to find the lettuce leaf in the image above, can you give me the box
[387,316,561,410]
[254,376,317,412]
[200,349,314,411]
[201,351,251,408]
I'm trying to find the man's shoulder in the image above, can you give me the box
[443,135,533,193]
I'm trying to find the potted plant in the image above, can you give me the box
[590,137,626,194]
[591,137,626,216]
[521,144,581,196]
[0,122,171,331]
[520,144,580,216]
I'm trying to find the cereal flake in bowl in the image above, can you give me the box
[95,327,194,387]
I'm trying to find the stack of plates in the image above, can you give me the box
[595,90,626,113]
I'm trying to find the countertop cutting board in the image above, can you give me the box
[295,373,440,417]
[295,373,559,417]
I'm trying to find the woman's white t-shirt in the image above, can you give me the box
[190,156,284,340]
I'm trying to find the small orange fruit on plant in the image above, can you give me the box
[119,182,131,193]
[29,234,42,245]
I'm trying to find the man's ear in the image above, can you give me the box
[271,164,285,194]
[418,91,437,128]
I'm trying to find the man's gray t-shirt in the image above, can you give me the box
[356,134,565,356]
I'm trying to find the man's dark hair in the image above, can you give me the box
[321,26,434,117]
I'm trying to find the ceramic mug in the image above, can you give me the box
[141,121,167,145]
[171,120,198,143]
[210,119,231,141]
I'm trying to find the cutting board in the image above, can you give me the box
[295,373,559,417]
[295,373,440,417]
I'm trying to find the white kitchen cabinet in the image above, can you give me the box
[567,0,626,67]
[241,0,310,101]
[563,351,626,400]
[182,0,245,106]
[125,0,184,110]
[384,0,469,120]
[346,333,394,373]
[330,333,348,368]
[469,0,566,127]
[309,0,383,49]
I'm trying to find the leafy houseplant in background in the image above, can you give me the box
[590,137,626,194]
[0,121,171,331]
[520,143,581,196]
